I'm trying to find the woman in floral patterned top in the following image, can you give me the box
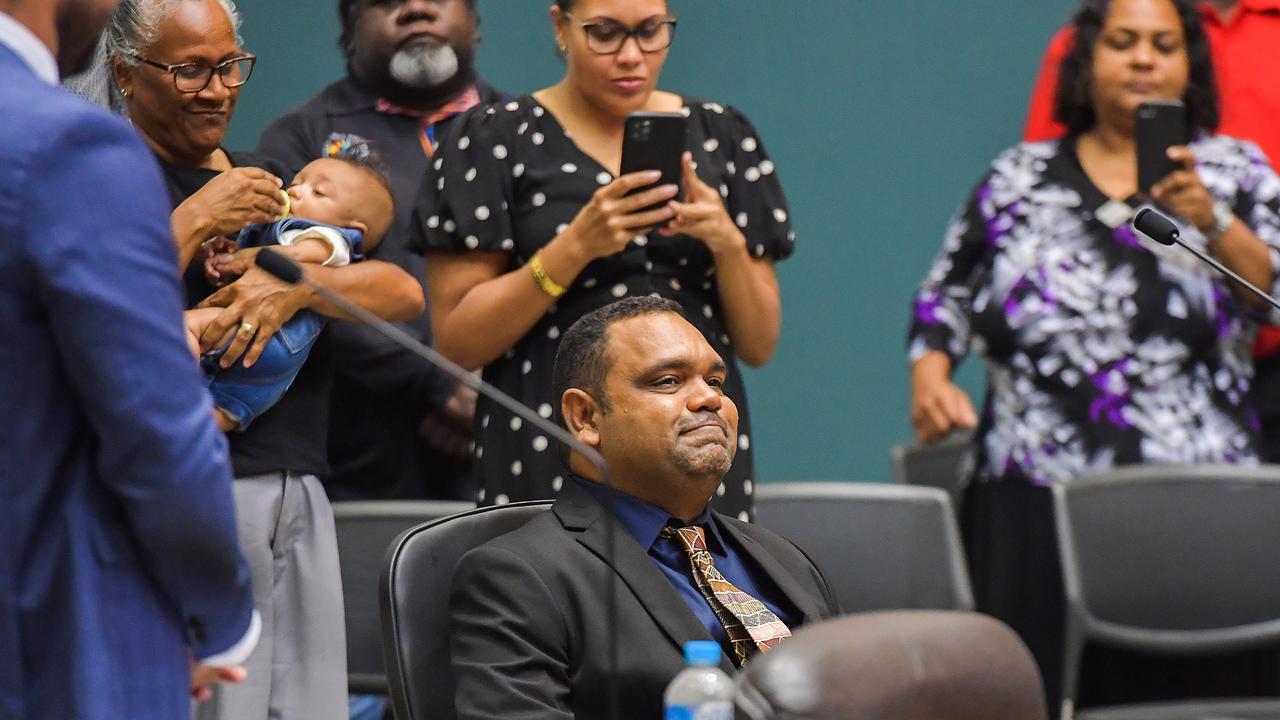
[907,0,1280,708]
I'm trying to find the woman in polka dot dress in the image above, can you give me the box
[409,0,794,519]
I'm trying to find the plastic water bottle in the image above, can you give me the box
[663,640,734,720]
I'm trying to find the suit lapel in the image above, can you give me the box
[554,483,715,656]
[717,515,828,625]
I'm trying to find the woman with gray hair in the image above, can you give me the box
[63,33,128,113]
[107,0,286,272]
[106,1,424,718]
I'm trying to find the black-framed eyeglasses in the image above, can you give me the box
[564,13,677,55]
[130,53,257,93]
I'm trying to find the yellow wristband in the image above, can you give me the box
[529,250,567,298]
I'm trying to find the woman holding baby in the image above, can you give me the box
[106,0,419,717]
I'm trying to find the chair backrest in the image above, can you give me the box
[332,500,474,693]
[754,482,973,613]
[890,430,974,510]
[736,611,1047,720]
[380,501,553,720]
[1053,465,1280,716]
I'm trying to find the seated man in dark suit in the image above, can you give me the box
[449,296,839,719]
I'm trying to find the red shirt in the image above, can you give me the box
[1023,0,1280,355]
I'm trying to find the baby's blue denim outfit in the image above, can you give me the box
[203,218,364,430]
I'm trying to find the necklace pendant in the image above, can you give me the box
[1095,200,1135,229]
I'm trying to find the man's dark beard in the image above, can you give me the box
[354,42,476,111]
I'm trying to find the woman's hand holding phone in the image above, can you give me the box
[559,170,679,261]
[1151,145,1217,235]
[660,152,746,257]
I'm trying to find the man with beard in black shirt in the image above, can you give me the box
[259,0,503,502]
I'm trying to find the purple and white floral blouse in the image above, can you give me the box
[909,136,1280,485]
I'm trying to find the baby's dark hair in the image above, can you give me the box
[328,150,395,213]
[316,143,396,248]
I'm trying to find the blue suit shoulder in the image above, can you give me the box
[0,59,168,258]
[2,67,142,160]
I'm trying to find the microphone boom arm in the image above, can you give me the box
[255,249,621,720]
[1167,235,1280,313]
[1133,207,1280,313]
[304,279,614,477]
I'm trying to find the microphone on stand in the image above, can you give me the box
[1133,207,1280,312]
[253,249,623,720]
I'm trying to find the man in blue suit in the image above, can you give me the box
[0,1,259,718]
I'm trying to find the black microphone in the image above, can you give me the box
[255,248,622,720]
[1133,208,1280,312]
[256,248,304,284]
[1132,207,1180,246]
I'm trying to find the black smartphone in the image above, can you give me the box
[1136,100,1188,193]
[620,111,687,212]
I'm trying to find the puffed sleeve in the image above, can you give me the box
[907,169,1000,367]
[710,104,796,261]
[410,105,516,255]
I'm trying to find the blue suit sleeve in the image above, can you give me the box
[24,110,255,659]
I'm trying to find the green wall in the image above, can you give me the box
[227,1,1075,484]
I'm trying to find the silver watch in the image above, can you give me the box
[1207,200,1235,241]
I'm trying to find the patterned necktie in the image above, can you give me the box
[661,525,792,668]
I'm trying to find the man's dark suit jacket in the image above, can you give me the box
[449,479,839,719]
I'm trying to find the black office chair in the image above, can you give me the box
[1053,465,1280,720]
[754,482,973,613]
[331,500,473,693]
[736,610,1047,720]
[890,429,974,512]
[380,501,552,720]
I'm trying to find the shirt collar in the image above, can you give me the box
[0,11,58,84]
[376,83,482,123]
[569,475,725,553]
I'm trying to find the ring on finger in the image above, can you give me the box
[238,322,256,337]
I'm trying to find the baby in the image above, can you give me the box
[185,156,394,431]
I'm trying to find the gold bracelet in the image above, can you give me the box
[529,250,567,298]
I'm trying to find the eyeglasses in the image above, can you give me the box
[130,53,257,93]
[564,13,677,55]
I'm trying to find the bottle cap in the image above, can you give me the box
[683,640,721,666]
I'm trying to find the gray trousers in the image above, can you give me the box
[194,472,347,720]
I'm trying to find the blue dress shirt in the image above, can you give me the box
[570,475,797,657]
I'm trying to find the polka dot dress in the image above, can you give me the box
[410,95,796,519]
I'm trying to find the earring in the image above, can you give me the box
[559,44,567,53]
